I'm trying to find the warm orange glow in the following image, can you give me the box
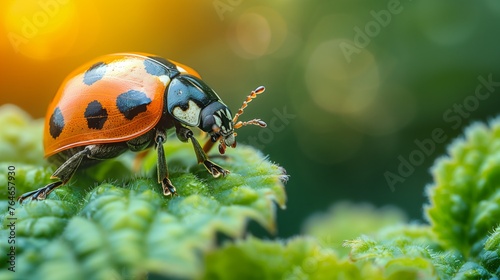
[4,0,79,60]
[1,0,221,117]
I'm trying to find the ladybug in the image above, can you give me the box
[19,52,266,202]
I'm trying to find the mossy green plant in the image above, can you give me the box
[202,119,500,279]
[202,236,358,280]
[425,120,500,257]
[0,105,287,279]
[2,105,500,279]
[339,119,500,278]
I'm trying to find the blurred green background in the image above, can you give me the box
[2,0,500,238]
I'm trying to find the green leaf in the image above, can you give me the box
[480,226,500,275]
[0,104,45,166]
[302,202,407,256]
[303,202,454,279]
[4,100,500,279]
[425,119,500,258]
[344,234,461,279]
[0,105,287,279]
[202,236,360,280]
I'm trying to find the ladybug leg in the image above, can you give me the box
[202,136,217,154]
[155,130,177,196]
[17,181,63,203]
[176,125,229,178]
[18,146,92,203]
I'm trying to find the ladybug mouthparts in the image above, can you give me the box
[222,132,236,147]
[216,134,235,155]
[208,107,236,154]
[201,86,268,155]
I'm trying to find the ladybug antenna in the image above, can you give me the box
[233,86,267,130]
[203,86,267,154]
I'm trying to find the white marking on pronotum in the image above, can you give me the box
[214,115,222,127]
[172,100,201,126]
[158,75,170,87]
[176,65,187,73]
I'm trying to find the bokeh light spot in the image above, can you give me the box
[237,12,271,57]
[345,87,416,136]
[305,39,380,115]
[227,7,288,59]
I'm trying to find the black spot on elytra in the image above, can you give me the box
[84,100,108,129]
[83,62,107,85]
[116,90,152,120]
[49,107,64,139]
[144,56,178,78]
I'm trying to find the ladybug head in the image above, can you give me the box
[201,86,268,155]
[200,101,236,150]
[167,75,236,149]
[167,75,267,154]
